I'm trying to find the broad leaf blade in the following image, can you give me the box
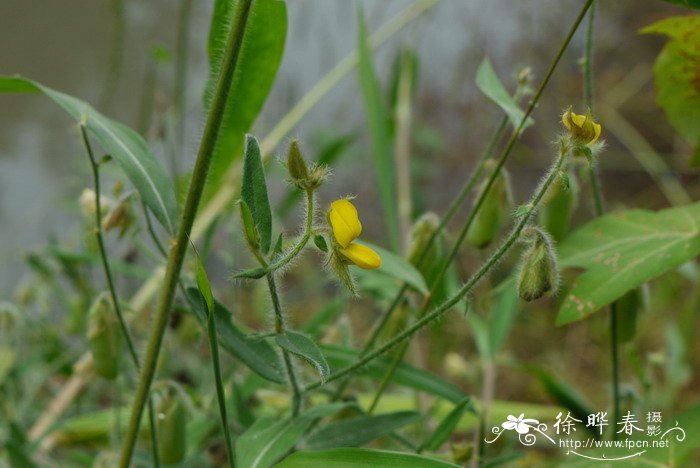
[556,203,700,325]
[0,76,178,234]
[475,59,532,130]
[279,448,460,468]
[185,288,285,383]
[203,0,287,198]
[357,11,400,251]
[276,331,330,382]
[236,403,348,468]
[241,135,273,253]
[303,411,421,450]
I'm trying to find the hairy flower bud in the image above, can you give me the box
[517,228,559,301]
[87,293,121,380]
[286,139,310,184]
[539,170,578,242]
[467,161,512,249]
[562,107,601,145]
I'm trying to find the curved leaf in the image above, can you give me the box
[0,76,178,233]
[476,58,532,130]
[418,398,474,453]
[276,331,329,382]
[356,242,429,296]
[279,448,460,468]
[557,202,700,325]
[203,0,287,197]
[241,135,273,253]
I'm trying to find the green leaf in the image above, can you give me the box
[0,76,178,234]
[321,345,467,404]
[488,280,519,357]
[556,202,700,325]
[418,398,474,453]
[276,331,330,381]
[304,411,421,450]
[236,403,349,468]
[241,135,273,253]
[523,366,595,435]
[641,16,700,159]
[185,287,285,383]
[195,256,213,314]
[475,59,533,130]
[233,267,268,279]
[302,298,344,337]
[203,0,287,198]
[279,448,460,468]
[355,242,429,296]
[357,10,400,251]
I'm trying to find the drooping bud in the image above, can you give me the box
[561,107,602,146]
[238,199,259,251]
[467,160,512,249]
[156,389,187,464]
[539,170,578,242]
[517,227,559,301]
[87,293,121,380]
[286,139,310,185]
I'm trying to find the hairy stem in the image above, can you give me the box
[305,148,568,392]
[266,189,314,273]
[80,126,160,468]
[119,1,254,464]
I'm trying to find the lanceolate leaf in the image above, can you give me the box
[475,58,533,130]
[355,242,429,296]
[357,10,400,251]
[276,331,330,382]
[241,135,273,253]
[418,398,474,453]
[236,403,349,468]
[0,76,178,234]
[556,202,700,325]
[278,448,460,468]
[195,256,214,314]
[303,411,421,450]
[185,287,285,383]
[203,0,287,197]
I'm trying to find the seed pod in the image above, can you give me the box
[157,390,187,464]
[517,228,559,301]
[615,287,643,343]
[87,293,121,380]
[467,162,511,249]
[539,170,578,242]
[286,139,310,185]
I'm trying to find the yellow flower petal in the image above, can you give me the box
[339,242,382,269]
[591,122,601,144]
[562,108,602,145]
[328,199,362,248]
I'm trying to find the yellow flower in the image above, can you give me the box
[328,199,381,269]
[561,108,601,145]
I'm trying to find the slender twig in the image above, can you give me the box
[80,126,160,468]
[265,189,314,273]
[305,147,568,392]
[119,1,255,464]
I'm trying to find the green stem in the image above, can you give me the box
[206,301,236,467]
[582,0,620,439]
[80,126,160,468]
[266,273,302,416]
[266,189,314,273]
[119,1,254,464]
[305,148,568,393]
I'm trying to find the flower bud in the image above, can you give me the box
[87,293,121,380]
[157,389,187,464]
[407,212,440,267]
[539,170,578,242]
[562,107,601,145]
[517,228,559,301]
[467,161,511,249]
[286,139,310,184]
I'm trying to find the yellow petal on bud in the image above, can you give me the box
[339,242,381,269]
[328,199,362,248]
[561,108,602,145]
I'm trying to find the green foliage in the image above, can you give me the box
[418,398,474,453]
[203,0,287,196]
[276,331,330,382]
[303,411,421,449]
[278,448,460,468]
[557,202,700,325]
[641,15,700,164]
[487,280,519,358]
[355,242,429,296]
[186,287,285,383]
[475,58,532,130]
[357,10,400,251]
[241,135,273,253]
[0,77,178,234]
